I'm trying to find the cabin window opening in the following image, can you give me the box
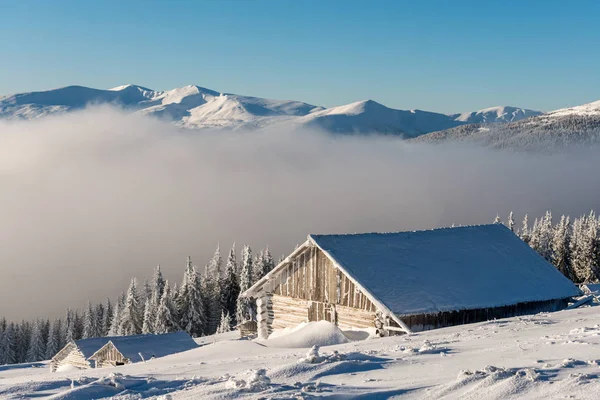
[115,361,125,366]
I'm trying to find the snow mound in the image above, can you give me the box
[261,321,349,348]
[226,369,271,392]
[55,364,81,373]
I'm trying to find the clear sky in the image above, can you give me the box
[1,0,599,113]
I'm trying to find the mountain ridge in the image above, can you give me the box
[0,84,542,137]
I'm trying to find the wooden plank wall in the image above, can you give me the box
[264,246,378,332]
[270,246,377,312]
[92,343,128,368]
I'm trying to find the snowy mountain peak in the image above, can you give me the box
[453,106,542,124]
[109,84,154,92]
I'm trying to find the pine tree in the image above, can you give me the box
[178,257,206,337]
[26,319,46,362]
[141,298,154,334]
[72,311,84,340]
[570,216,589,283]
[45,319,61,360]
[204,245,223,334]
[552,215,573,280]
[253,247,275,283]
[102,298,113,336]
[63,309,75,343]
[16,321,31,363]
[119,278,143,336]
[146,265,166,332]
[108,293,124,336]
[508,211,515,232]
[493,215,502,224]
[155,282,180,334]
[216,311,232,334]
[237,245,254,324]
[0,323,17,364]
[521,214,530,244]
[221,244,241,325]
[586,212,600,282]
[83,301,97,339]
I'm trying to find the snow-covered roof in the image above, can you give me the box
[74,337,112,359]
[309,224,580,316]
[89,331,197,362]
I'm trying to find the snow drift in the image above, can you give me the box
[261,321,349,348]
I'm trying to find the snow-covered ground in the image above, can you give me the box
[2,307,600,399]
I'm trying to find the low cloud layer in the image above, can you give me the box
[1,107,598,320]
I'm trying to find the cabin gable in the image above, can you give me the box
[89,341,130,368]
[50,342,91,372]
[249,242,405,338]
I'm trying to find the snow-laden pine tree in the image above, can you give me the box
[26,319,46,362]
[141,298,154,334]
[520,214,530,244]
[221,244,240,325]
[216,311,232,334]
[536,211,554,262]
[0,323,17,365]
[101,298,113,337]
[570,216,589,283]
[585,212,600,282]
[155,281,180,334]
[552,215,573,280]
[203,245,223,334]
[493,215,502,224]
[108,292,125,336]
[253,247,275,283]
[178,257,207,337]
[119,278,143,336]
[72,311,84,341]
[17,321,31,363]
[236,245,254,324]
[508,211,515,232]
[45,319,61,360]
[63,309,75,344]
[143,278,152,305]
[147,265,166,332]
[83,301,97,339]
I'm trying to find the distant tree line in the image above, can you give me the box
[496,210,600,283]
[0,244,276,365]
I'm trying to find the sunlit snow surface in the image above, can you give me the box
[2,307,600,399]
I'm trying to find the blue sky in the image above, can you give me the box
[1,0,599,113]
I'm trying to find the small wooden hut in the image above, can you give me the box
[51,331,197,372]
[242,224,580,339]
[50,337,107,372]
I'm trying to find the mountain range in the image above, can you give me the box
[0,84,541,138]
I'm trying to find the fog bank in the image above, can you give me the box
[0,107,598,320]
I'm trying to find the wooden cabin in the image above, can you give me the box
[50,337,106,372]
[51,331,197,372]
[241,224,580,339]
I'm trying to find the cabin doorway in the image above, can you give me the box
[308,301,337,324]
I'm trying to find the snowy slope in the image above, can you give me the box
[2,307,600,399]
[452,106,541,124]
